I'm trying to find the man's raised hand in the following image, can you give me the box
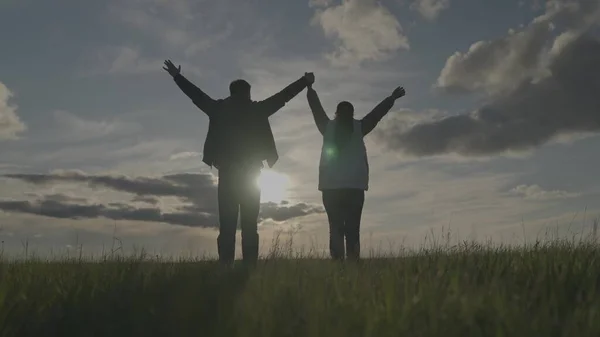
[163,60,181,78]
[391,86,406,100]
[304,72,315,87]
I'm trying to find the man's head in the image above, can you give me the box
[229,79,251,100]
[335,101,354,119]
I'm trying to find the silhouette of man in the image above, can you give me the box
[163,60,314,265]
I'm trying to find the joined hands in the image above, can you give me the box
[304,72,315,87]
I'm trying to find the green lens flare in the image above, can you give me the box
[325,147,336,158]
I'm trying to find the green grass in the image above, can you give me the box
[1,239,600,337]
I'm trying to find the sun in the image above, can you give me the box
[256,169,290,203]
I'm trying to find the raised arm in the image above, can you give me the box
[307,86,330,136]
[256,74,312,117]
[361,86,406,136]
[163,60,218,116]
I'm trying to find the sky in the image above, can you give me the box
[1,0,600,259]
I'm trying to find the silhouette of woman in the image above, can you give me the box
[306,76,405,260]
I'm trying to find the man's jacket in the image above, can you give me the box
[173,74,308,170]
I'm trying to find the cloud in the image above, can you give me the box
[376,34,600,158]
[5,170,219,213]
[309,0,334,7]
[93,46,160,75]
[510,184,581,200]
[51,110,141,142]
[0,81,26,140]
[110,0,194,48]
[131,195,160,205]
[435,0,600,94]
[410,0,450,20]
[100,0,274,78]
[80,46,205,77]
[311,0,409,66]
[109,0,235,57]
[169,151,201,160]
[260,201,324,222]
[0,198,217,227]
[2,171,324,227]
[37,193,90,204]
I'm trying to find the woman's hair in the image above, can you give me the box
[332,101,355,154]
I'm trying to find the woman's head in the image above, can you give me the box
[335,101,354,120]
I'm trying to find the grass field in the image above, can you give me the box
[1,237,600,337]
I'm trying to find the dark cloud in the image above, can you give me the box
[2,171,324,227]
[24,192,89,204]
[5,171,218,213]
[435,1,600,94]
[0,199,217,227]
[376,36,600,157]
[0,199,102,220]
[260,201,325,222]
[131,195,160,205]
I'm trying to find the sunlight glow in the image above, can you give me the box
[257,169,290,203]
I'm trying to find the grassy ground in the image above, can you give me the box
[1,240,600,337]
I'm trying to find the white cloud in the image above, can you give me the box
[373,108,448,136]
[311,0,409,67]
[410,0,450,21]
[169,151,200,161]
[85,46,160,76]
[359,163,577,245]
[510,184,581,200]
[436,22,554,94]
[435,0,600,94]
[80,46,205,77]
[52,110,141,142]
[309,0,334,8]
[110,0,193,48]
[109,0,236,57]
[102,46,159,74]
[0,81,26,140]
